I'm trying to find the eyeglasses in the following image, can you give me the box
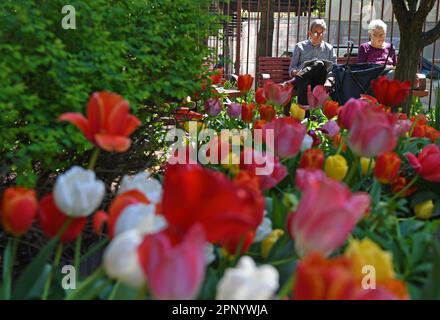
[312,31,325,37]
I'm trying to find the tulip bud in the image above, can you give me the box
[261,229,284,259]
[54,166,105,217]
[414,200,434,220]
[299,148,324,171]
[325,155,348,181]
[204,98,222,116]
[374,152,401,184]
[119,172,162,204]
[227,103,242,119]
[360,157,375,176]
[290,103,306,121]
[1,187,37,236]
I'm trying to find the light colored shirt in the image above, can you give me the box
[289,39,337,75]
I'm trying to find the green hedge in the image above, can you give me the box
[0,0,221,186]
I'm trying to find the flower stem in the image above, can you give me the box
[87,148,101,170]
[42,242,64,300]
[74,233,82,278]
[390,175,418,201]
[277,272,295,299]
[345,155,359,186]
[65,266,105,300]
[3,237,19,300]
[108,281,121,300]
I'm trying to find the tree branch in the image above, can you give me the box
[408,0,418,15]
[415,0,436,22]
[423,20,440,46]
[391,0,410,24]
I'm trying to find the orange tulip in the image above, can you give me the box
[299,149,324,171]
[241,102,256,123]
[374,152,401,184]
[1,187,37,236]
[60,91,141,153]
[237,74,254,93]
[323,100,340,119]
[259,104,276,122]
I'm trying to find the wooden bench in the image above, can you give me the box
[258,56,428,97]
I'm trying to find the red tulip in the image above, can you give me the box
[255,87,267,104]
[323,100,340,119]
[210,68,223,85]
[306,85,329,109]
[425,126,440,143]
[347,105,398,157]
[161,164,264,248]
[374,152,401,184]
[391,175,417,197]
[406,144,440,182]
[174,108,204,123]
[237,74,254,93]
[240,148,288,191]
[138,224,206,300]
[38,194,86,243]
[263,80,293,107]
[299,149,324,171]
[1,187,37,236]
[241,102,256,123]
[259,104,276,122]
[371,76,411,107]
[288,169,370,257]
[60,92,141,152]
[263,117,307,159]
[107,190,151,238]
[93,210,108,236]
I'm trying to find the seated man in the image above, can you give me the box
[288,19,337,106]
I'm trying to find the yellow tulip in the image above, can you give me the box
[414,200,434,220]
[261,229,284,259]
[324,155,348,181]
[290,103,306,121]
[360,157,375,176]
[345,238,395,281]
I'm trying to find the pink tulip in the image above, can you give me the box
[394,119,412,138]
[305,85,329,109]
[347,105,398,157]
[287,169,370,257]
[320,120,340,138]
[263,117,307,159]
[262,80,293,107]
[337,98,369,130]
[138,224,206,300]
[240,148,287,191]
[406,144,440,182]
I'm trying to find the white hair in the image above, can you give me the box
[368,19,387,34]
[310,19,327,31]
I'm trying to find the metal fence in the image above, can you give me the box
[208,0,440,108]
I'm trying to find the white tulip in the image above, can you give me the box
[300,134,313,151]
[119,172,162,204]
[103,230,145,288]
[54,166,105,217]
[114,203,167,237]
[216,256,279,300]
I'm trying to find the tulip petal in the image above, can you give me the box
[95,134,131,152]
[59,113,92,141]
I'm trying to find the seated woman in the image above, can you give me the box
[358,19,397,78]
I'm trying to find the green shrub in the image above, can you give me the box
[0,0,222,187]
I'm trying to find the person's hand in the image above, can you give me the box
[290,69,299,77]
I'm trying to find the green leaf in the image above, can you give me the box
[12,237,58,299]
[2,238,13,300]
[420,238,440,299]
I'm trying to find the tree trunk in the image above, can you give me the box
[256,0,275,86]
